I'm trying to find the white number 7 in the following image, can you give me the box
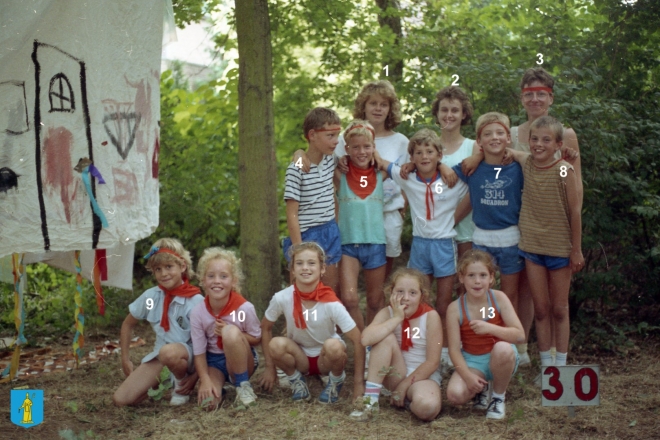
[495,167,502,179]
[360,176,368,188]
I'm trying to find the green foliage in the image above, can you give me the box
[147,366,173,401]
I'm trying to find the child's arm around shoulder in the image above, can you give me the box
[506,147,529,166]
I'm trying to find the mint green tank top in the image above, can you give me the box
[338,172,386,245]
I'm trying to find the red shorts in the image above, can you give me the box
[306,356,321,376]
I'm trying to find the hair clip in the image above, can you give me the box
[143,246,160,260]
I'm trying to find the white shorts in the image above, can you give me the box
[406,366,442,387]
[384,210,404,258]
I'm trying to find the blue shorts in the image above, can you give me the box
[462,344,519,381]
[283,220,342,265]
[518,250,569,270]
[341,243,386,270]
[408,237,456,278]
[206,348,259,384]
[474,244,525,275]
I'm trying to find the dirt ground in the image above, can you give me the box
[1,324,658,440]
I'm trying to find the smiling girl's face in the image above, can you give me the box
[346,134,374,169]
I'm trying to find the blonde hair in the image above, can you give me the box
[431,86,474,126]
[475,112,510,140]
[287,242,326,270]
[343,119,375,145]
[353,80,402,131]
[456,249,497,286]
[407,128,442,156]
[196,247,245,293]
[384,268,432,305]
[530,115,563,142]
[145,237,194,280]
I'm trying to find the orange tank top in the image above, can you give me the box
[459,290,504,355]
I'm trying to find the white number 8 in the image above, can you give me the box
[146,298,154,310]
[560,165,567,177]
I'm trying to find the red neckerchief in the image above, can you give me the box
[159,278,200,331]
[204,292,247,349]
[346,161,377,199]
[421,170,439,220]
[401,302,434,351]
[293,282,340,329]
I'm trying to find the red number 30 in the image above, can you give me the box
[542,366,599,401]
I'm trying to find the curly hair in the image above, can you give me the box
[384,267,432,305]
[353,80,402,131]
[456,249,497,285]
[196,247,245,293]
[430,86,474,126]
[145,237,195,280]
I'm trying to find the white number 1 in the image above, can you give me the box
[495,167,502,179]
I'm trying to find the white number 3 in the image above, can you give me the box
[360,176,368,188]
[536,53,544,65]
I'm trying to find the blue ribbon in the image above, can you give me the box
[82,166,109,228]
[143,246,160,260]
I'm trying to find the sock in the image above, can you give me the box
[365,381,382,405]
[492,391,506,401]
[550,346,557,360]
[234,370,249,386]
[287,370,302,383]
[172,373,188,391]
[516,343,528,354]
[540,350,553,367]
[555,352,567,366]
[329,371,346,383]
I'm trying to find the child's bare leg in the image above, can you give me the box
[435,275,453,348]
[366,333,407,384]
[500,272,520,313]
[525,260,552,351]
[318,338,347,376]
[364,264,386,326]
[407,380,442,421]
[222,325,256,379]
[490,342,516,394]
[549,267,572,353]
[268,337,309,375]
[112,360,162,406]
[517,269,534,341]
[340,255,365,331]
[446,369,484,405]
[159,343,191,379]
[385,257,395,280]
[323,263,340,294]
[202,367,226,410]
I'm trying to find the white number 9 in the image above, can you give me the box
[146,298,154,310]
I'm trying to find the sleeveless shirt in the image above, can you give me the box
[459,290,503,355]
[338,171,386,245]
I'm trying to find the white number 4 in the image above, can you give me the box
[294,157,303,169]
[360,176,368,188]
[495,167,502,179]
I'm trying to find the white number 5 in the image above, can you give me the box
[360,176,368,188]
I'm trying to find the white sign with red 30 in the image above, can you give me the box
[541,365,600,407]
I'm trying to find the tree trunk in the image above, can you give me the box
[375,0,404,83]
[234,0,280,312]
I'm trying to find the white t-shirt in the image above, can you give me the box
[264,285,356,357]
[388,164,468,239]
[336,132,409,212]
[441,137,475,168]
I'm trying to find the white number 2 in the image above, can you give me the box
[230,310,246,322]
[451,74,459,86]
[360,175,368,188]
[146,298,154,310]
[404,327,421,339]
[495,167,502,179]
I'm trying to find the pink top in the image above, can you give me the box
[190,300,261,355]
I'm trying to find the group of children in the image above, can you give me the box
[113,67,583,422]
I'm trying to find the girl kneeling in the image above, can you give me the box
[352,268,442,421]
[446,250,524,420]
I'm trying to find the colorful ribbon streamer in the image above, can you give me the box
[93,249,106,316]
[0,254,26,383]
[73,251,85,365]
[81,165,109,228]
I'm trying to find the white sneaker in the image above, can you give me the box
[235,382,257,407]
[486,397,506,420]
[350,400,379,421]
[518,351,531,367]
[170,374,190,406]
[277,368,290,389]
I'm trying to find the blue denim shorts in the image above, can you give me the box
[474,244,525,275]
[462,344,519,381]
[408,237,456,278]
[518,250,569,270]
[206,348,258,384]
[283,220,342,265]
[341,243,386,270]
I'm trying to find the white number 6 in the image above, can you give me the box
[434,181,443,194]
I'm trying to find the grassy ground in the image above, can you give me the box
[1,324,658,440]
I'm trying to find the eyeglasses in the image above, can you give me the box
[522,92,550,101]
